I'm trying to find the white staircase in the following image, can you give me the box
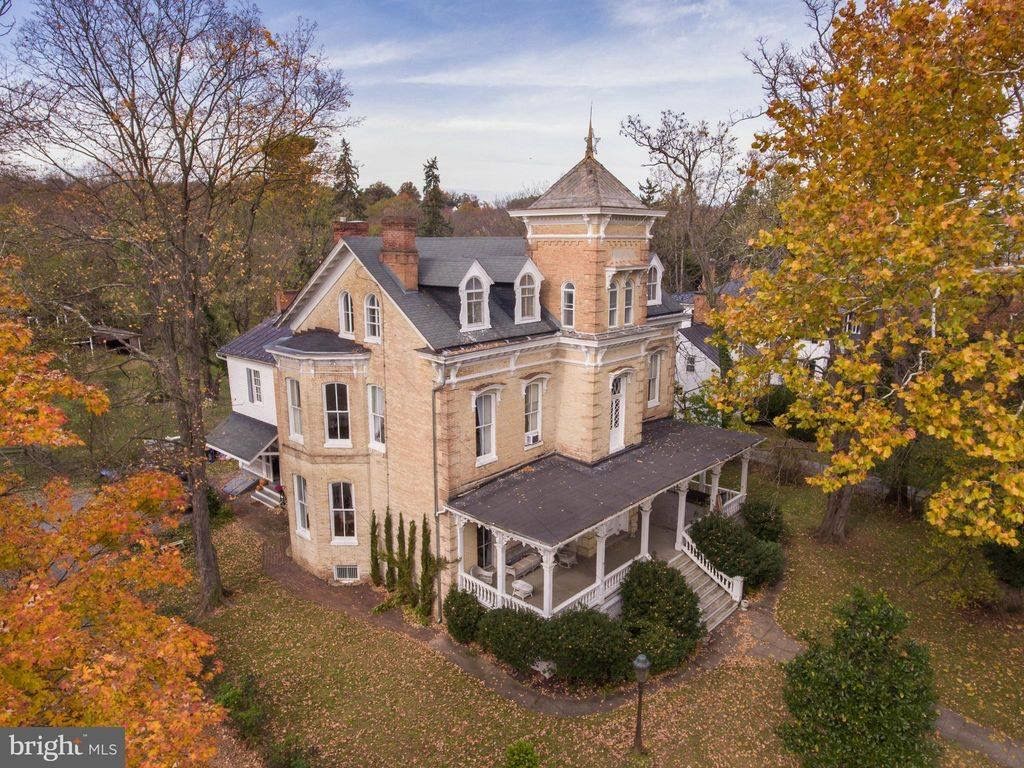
[673,555,739,631]
[251,486,283,508]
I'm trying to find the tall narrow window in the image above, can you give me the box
[365,294,381,341]
[323,383,350,444]
[474,392,496,464]
[647,265,660,303]
[517,273,537,322]
[465,277,485,327]
[647,352,661,405]
[246,368,262,403]
[293,474,308,535]
[685,355,696,373]
[623,279,635,325]
[368,385,386,450]
[524,382,542,447]
[843,311,861,336]
[286,378,302,439]
[561,283,575,328]
[608,281,619,327]
[339,291,354,336]
[329,481,356,541]
[477,526,493,568]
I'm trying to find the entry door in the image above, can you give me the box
[609,375,625,452]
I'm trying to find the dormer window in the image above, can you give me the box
[514,259,543,324]
[647,255,665,305]
[608,281,619,327]
[466,278,485,325]
[562,282,575,328]
[623,279,635,325]
[459,261,493,331]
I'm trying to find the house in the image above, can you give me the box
[207,131,763,630]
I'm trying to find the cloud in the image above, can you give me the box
[607,0,728,27]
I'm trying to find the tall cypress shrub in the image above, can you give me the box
[369,512,382,587]
[405,518,418,607]
[418,515,434,621]
[384,509,396,591]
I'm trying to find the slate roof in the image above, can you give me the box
[680,323,721,367]
[671,291,696,307]
[206,412,278,463]
[528,155,648,211]
[718,278,748,298]
[448,419,763,547]
[218,315,290,364]
[267,329,369,356]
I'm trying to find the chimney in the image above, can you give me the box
[275,289,299,314]
[692,293,710,325]
[332,217,369,244]
[380,216,419,291]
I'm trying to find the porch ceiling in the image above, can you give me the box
[448,419,762,547]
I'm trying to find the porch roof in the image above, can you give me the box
[448,419,763,548]
[206,412,278,463]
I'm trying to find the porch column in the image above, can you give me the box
[709,464,722,513]
[639,500,652,559]
[740,451,750,498]
[541,548,556,618]
[494,531,508,597]
[455,515,466,575]
[594,525,608,599]
[675,480,689,549]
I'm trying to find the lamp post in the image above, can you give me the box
[632,653,651,754]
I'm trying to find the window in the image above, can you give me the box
[608,281,619,327]
[477,527,493,569]
[465,277,485,327]
[364,294,381,341]
[561,283,575,328]
[524,381,542,447]
[623,279,635,325]
[333,564,358,581]
[339,291,354,336]
[246,368,262,404]
[474,391,496,464]
[647,257,664,305]
[516,273,538,323]
[368,385,386,450]
[843,311,862,336]
[685,355,696,373]
[323,383,350,445]
[286,378,302,439]
[293,474,308,535]
[647,352,661,405]
[329,481,356,541]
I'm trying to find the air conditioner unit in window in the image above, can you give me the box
[525,433,541,446]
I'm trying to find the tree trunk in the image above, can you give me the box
[815,485,855,543]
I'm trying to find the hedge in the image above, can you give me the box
[740,499,785,543]
[620,559,703,640]
[628,619,695,675]
[443,585,486,643]
[689,513,784,588]
[543,609,633,685]
[476,608,547,673]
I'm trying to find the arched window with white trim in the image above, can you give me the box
[458,263,493,331]
[339,291,354,337]
[623,279,635,325]
[516,273,538,323]
[608,280,619,327]
[364,294,381,341]
[465,277,485,326]
[647,255,664,305]
[473,389,498,465]
[561,282,575,328]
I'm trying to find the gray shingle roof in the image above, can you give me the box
[449,419,763,546]
[414,237,527,286]
[680,323,720,366]
[218,315,290,364]
[268,329,369,355]
[529,155,648,211]
[206,412,278,463]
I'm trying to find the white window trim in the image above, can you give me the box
[367,384,386,453]
[323,382,352,448]
[333,564,359,582]
[513,259,543,324]
[624,279,635,326]
[246,367,262,404]
[647,351,662,406]
[286,377,303,443]
[523,379,544,450]
[364,294,382,343]
[328,480,358,545]
[647,254,665,305]
[458,261,494,332]
[293,474,310,540]
[561,281,576,329]
[339,291,355,338]
[608,280,619,328]
[472,387,500,467]
[843,311,862,336]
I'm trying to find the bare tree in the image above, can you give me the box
[9,0,351,612]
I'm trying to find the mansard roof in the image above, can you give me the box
[528,154,649,211]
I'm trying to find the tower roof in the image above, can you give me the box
[528,154,648,211]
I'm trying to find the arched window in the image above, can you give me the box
[608,280,619,327]
[364,294,381,341]
[561,282,575,328]
[474,390,497,464]
[465,277,485,326]
[459,265,492,331]
[646,257,664,305]
[623,279,635,325]
[517,273,537,322]
[339,291,354,336]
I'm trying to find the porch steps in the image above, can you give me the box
[251,486,283,508]
[673,557,739,632]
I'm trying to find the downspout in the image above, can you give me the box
[432,361,447,623]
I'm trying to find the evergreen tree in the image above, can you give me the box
[418,515,434,621]
[369,511,383,587]
[332,138,364,219]
[405,518,418,607]
[397,180,421,201]
[419,156,452,236]
[384,509,396,591]
[638,177,661,207]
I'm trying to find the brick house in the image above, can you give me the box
[208,135,763,630]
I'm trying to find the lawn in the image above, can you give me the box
[192,516,1001,767]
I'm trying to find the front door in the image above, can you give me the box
[609,375,625,452]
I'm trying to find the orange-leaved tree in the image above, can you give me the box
[716,0,1024,543]
[0,255,222,766]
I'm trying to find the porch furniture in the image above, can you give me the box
[556,546,578,568]
[506,552,541,579]
[511,579,534,600]
[471,564,494,585]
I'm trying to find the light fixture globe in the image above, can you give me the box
[633,653,651,684]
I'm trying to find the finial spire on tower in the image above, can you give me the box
[585,104,596,158]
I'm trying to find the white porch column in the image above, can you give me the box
[494,531,508,597]
[639,500,652,559]
[594,524,608,599]
[740,451,750,498]
[675,480,689,549]
[541,549,556,618]
[455,515,466,575]
[709,464,722,513]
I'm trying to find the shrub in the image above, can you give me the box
[214,674,266,743]
[267,735,316,768]
[740,499,784,543]
[384,509,396,590]
[779,589,938,768]
[755,384,796,423]
[502,739,540,768]
[689,514,784,588]
[983,535,1024,589]
[544,608,632,685]
[628,619,695,675]
[620,559,702,642]
[444,586,485,643]
[207,486,232,526]
[369,512,383,586]
[476,608,547,673]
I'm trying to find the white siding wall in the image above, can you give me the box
[675,334,719,396]
[225,356,278,425]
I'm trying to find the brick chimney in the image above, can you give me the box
[692,293,710,325]
[380,216,419,291]
[332,217,369,244]
[275,289,299,314]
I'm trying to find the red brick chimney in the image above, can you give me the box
[275,289,299,313]
[380,216,419,291]
[332,217,369,244]
[692,293,710,325]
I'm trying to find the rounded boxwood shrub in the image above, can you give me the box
[689,514,784,588]
[443,586,485,644]
[502,739,540,768]
[628,619,696,675]
[740,499,784,543]
[620,559,703,642]
[544,608,632,685]
[779,589,938,768]
[476,608,546,673]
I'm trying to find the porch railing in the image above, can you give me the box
[457,571,545,616]
[672,532,744,602]
[551,580,603,615]
[721,488,743,517]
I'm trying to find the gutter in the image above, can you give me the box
[432,362,446,623]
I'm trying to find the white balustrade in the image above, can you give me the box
[672,532,744,603]
[458,571,544,615]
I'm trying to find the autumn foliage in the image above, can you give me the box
[0,254,222,766]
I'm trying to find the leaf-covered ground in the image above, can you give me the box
[195,517,1001,767]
